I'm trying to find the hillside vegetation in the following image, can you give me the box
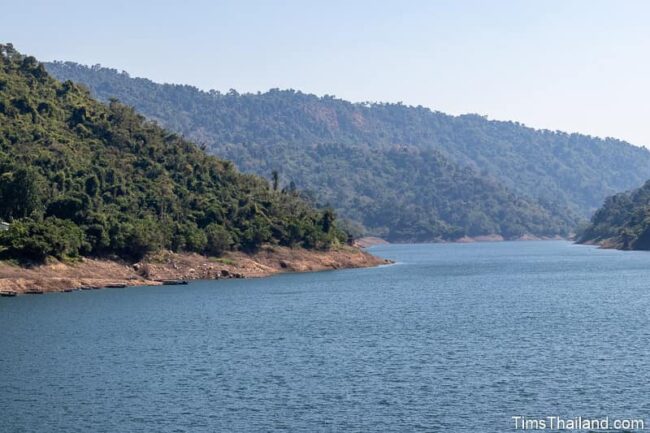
[45,61,650,241]
[0,44,345,263]
[578,180,650,250]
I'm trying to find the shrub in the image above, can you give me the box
[204,223,234,256]
[0,217,85,262]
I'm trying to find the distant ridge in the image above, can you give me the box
[45,61,650,242]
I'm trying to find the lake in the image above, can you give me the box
[1,241,649,432]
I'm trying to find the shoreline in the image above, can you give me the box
[356,234,569,247]
[0,245,391,296]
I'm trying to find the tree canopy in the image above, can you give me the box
[0,44,346,262]
[578,180,650,250]
[45,61,650,241]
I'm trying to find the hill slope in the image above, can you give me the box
[45,62,650,241]
[578,180,650,250]
[0,44,346,263]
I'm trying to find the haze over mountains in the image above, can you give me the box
[45,61,650,242]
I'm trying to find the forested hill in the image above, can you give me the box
[0,44,346,263]
[45,61,650,241]
[578,180,650,250]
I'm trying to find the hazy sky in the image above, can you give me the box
[4,0,650,146]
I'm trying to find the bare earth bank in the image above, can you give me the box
[355,234,567,246]
[353,237,390,248]
[0,246,392,295]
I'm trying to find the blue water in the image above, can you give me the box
[1,241,649,432]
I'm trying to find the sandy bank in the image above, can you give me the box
[354,234,567,246]
[353,237,390,248]
[454,234,566,243]
[0,245,391,295]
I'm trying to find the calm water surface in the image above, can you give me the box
[1,241,649,432]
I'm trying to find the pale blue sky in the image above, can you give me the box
[4,0,650,146]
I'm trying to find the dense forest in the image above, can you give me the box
[45,61,650,241]
[578,180,650,250]
[0,44,345,263]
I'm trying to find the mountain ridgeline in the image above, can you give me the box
[578,180,650,250]
[0,45,346,263]
[44,61,650,242]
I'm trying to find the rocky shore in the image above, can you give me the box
[0,245,391,295]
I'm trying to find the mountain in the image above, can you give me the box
[578,180,650,250]
[0,44,346,263]
[44,62,650,242]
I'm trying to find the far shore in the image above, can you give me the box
[355,234,570,247]
[0,245,391,296]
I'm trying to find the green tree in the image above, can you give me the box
[271,170,279,191]
[0,165,44,220]
[0,217,85,262]
[205,223,233,256]
[321,208,335,233]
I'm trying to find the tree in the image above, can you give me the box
[0,165,44,220]
[0,217,85,262]
[205,223,233,256]
[321,208,335,233]
[271,170,279,191]
[239,217,271,252]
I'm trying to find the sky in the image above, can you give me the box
[4,0,650,146]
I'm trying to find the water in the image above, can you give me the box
[1,241,649,432]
